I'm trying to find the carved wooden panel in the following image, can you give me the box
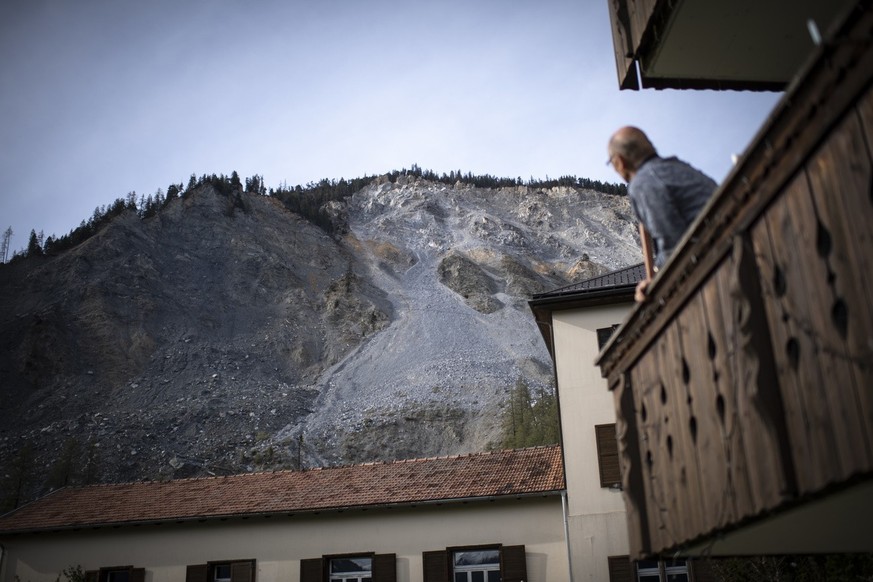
[804,103,873,475]
[751,98,873,493]
[699,262,756,525]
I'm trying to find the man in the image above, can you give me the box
[607,126,717,301]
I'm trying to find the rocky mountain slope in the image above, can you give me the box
[0,175,639,504]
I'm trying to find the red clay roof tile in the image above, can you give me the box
[0,445,564,534]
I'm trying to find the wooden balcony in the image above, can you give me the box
[596,4,873,559]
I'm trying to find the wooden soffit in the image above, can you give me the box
[608,0,856,91]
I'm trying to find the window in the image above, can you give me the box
[185,560,255,582]
[300,553,395,582]
[636,559,689,582]
[84,567,144,582]
[423,545,526,582]
[453,549,501,582]
[597,324,621,350]
[595,423,621,488]
[330,556,372,582]
[608,556,694,582]
[213,565,232,582]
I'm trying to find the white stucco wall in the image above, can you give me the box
[551,303,633,582]
[0,497,568,582]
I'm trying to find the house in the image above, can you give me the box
[529,266,712,582]
[598,0,873,560]
[0,446,566,582]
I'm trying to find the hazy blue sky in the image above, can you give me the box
[0,0,781,254]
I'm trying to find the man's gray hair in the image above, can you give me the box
[609,126,657,171]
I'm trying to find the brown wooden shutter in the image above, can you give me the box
[607,555,633,582]
[85,571,99,582]
[689,558,716,582]
[299,558,323,582]
[372,554,397,582]
[422,550,448,582]
[500,545,527,582]
[129,570,145,582]
[230,561,254,582]
[595,423,621,487]
[186,565,208,582]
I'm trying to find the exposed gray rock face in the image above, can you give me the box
[0,177,639,501]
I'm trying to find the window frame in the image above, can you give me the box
[300,552,396,582]
[185,560,256,582]
[596,324,621,351]
[423,544,526,582]
[607,556,694,582]
[84,566,144,582]
[451,547,501,581]
[327,554,374,582]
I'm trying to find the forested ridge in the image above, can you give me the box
[3,165,626,264]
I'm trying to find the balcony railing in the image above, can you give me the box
[596,4,873,559]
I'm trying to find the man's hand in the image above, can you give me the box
[635,277,651,303]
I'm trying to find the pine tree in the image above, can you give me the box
[26,229,43,257]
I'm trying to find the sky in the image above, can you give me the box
[0,0,781,255]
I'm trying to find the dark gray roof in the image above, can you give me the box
[532,263,646,300]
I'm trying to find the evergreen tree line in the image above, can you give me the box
[392,163,627,195]
[3,166,625,263]
[1,437,99,514]
[499,378,560,449]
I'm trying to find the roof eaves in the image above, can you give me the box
[0,488,566,536]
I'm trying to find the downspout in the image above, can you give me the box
[534,315,574,582]
[562,491,575,582]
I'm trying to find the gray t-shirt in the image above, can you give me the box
[628,156,717,268]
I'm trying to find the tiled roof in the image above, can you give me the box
[532,263,645,300]
[0,445,563,535]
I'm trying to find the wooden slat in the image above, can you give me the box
[805,106,873,474]
[676,290,733,532]
[613,373,651,557]
[752,172,844,492]
[660,318,707,543]
[630,357,665,554]
[700,262,755,525]
[725,233,794,511]
[632,350,681,557]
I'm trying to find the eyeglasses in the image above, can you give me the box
[606,154,616,167]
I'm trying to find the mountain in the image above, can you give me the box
[0,174,639,506]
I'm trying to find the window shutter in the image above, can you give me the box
[595,423,621,487]
[85,572,98,582]
[230,561,254,582]
[422,550,448,582]
[607,556,633,582]
[129,570,145,582]
[299,558,323,582]
[500,545,527,582]
[186,565,207,582]
[372,554,397,582]
[689,559,716,582]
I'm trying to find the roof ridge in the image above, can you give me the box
[51,445,562,491]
